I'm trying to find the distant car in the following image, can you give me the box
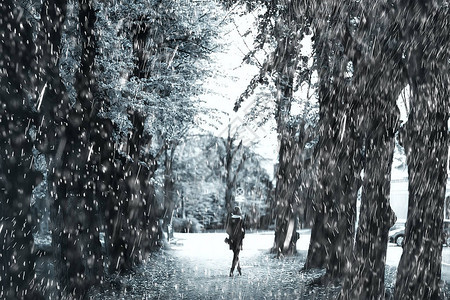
[443,220,450,246]
[389,220,406,246]
[388,219,450,247]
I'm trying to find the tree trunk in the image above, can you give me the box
[394,80,449,300]
[223,126,244,223]
[163,143,177,240]
[106,155,134,274]
[304,64,356,273]
[395,89,448,300]
[126,110,148,261]
[339,100,399,299]
[304,85,361,277]
[303,21,336,270]
[272,127,302,256]
[304,4,361,275]
[50,0,102,296]
[224,126,238,215]
[0,2,42,298]
[34,0,70,154]
[321,95,362,281]
[77,0,104,287]
[394,3,449,299]
[338,8,407,296]
[106,110,150,273]
[271,3,303,254]
[140,158,160,251]
[34,3,69,269]
[33,3,70,296]
[224,134,234,216]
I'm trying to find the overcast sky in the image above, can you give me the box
[197,7,278,178]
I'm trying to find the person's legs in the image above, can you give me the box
[237,257,241,275]
[230,248,241,276]
[237,241,242,275]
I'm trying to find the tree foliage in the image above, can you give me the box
[173,134,273,230]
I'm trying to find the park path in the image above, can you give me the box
[90,231,341,299]
[38,230,450,299]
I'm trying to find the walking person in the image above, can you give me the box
[225,206,245,276]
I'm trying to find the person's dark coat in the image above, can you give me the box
[226,213,245,251]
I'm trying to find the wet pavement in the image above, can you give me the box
[35,231,450,299]
[89,231,340,299]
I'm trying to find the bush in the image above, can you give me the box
[172,217,204,233]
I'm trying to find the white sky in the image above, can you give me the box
[196,7,278,178]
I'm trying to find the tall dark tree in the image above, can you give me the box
[304,2,363,277]
[162,140,179,240]
[76,0,104,286]
[108,111,147,272]
[272,124,310,256]
[105,151,135,274]
[49,0,102,296]
[223,125,245,218]
[394,2,450,299]
[33,2,71,295]
[34,0,69,155]
[338,4,406,298]
[104,109,161,273]
[269,0,304,256]
[0,1,42,298]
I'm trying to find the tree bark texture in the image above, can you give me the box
[340,100,400,300]
[223,126,245,222]
[0,1,42,298]
[163,143,177,240]
[272,128,302,256]
[395,84,448,300]
[50,0,103,296]
[271,0,305,256]
[323,99,362,281]
[304,2,364,279]
[106,154,134,274]
[106,111,158,273]
[224,131,235,216]
[305,26,361,273]
[33,2,70,296]
[304,3,340,269]
[394,3,449,299]
[34,0,69,155]
[339,5,406,297]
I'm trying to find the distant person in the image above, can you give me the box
[225,206,245,276]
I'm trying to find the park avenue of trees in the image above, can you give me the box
[1,0,449,299]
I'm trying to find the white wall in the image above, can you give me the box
[390,178,450,220]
